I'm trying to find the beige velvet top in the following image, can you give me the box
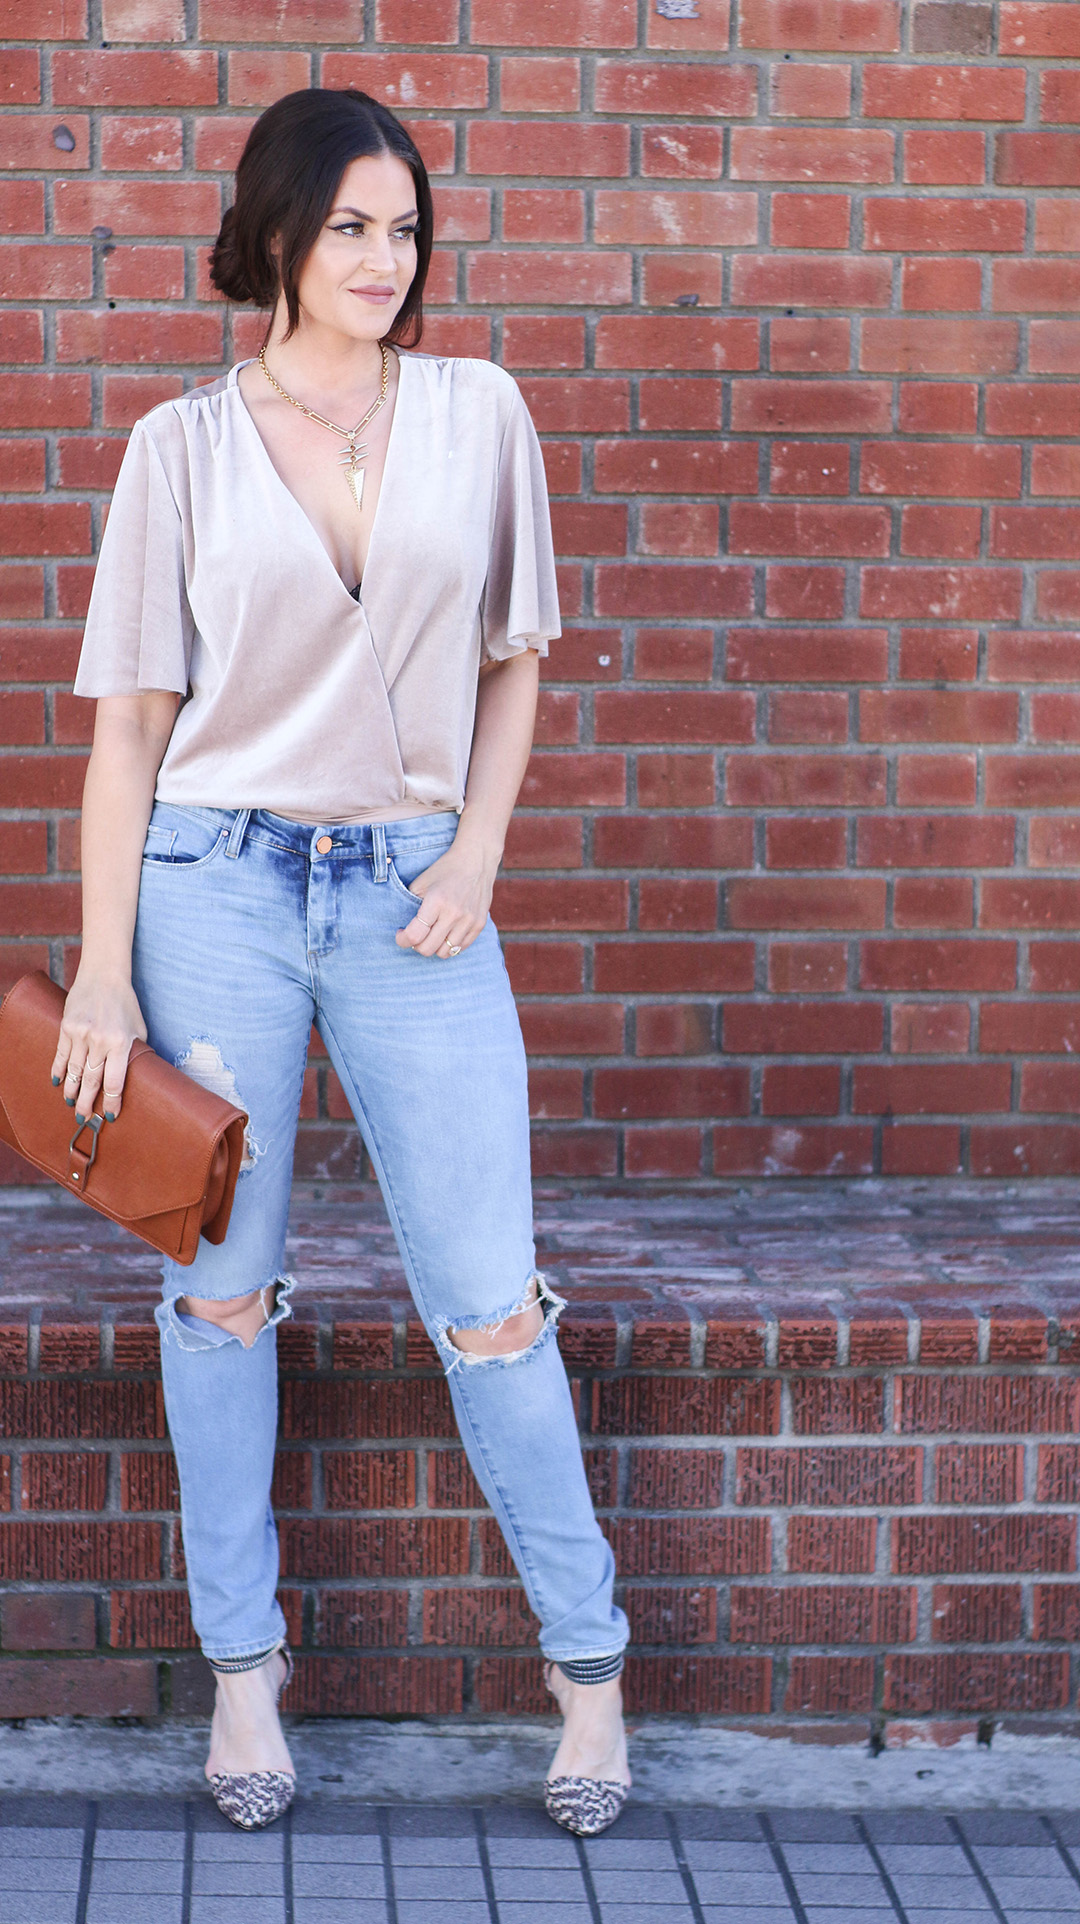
[73,352,561,822]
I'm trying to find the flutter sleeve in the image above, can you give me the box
[480,383,562,663]
[72,417,194,699]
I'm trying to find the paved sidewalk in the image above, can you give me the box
[2,1797,1080,1924]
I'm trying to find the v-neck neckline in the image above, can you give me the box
[229,348,407,607]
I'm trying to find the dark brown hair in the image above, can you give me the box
[208,88,433,347]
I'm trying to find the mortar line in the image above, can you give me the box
[74,1799,97,1924]
[283,1802,295,1924]
[945,1815,1009,1924]
[572,1833,603,1924]
[663,1809,707,1924]
[758,1812,810,1924]
[181,1799,194,1924]
[377,1805,399,1924]
[853,1814,912,1924]
[1041,1814,1080,1894]
[472,1807,500,1924]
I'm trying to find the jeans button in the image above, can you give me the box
[315,836,333,855]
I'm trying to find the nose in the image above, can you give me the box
[361,228,397,274]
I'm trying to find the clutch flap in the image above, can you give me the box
[0,972,248,1221]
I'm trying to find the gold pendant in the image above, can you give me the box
[340,439,368,512]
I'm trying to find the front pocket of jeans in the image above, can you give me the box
[141,822,228,869]
[387,858,425,904]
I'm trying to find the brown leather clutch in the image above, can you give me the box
[0,970,249,1265]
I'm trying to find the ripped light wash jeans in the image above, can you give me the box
[132,801,628,1673]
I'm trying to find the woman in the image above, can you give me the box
[58,87,630,1835]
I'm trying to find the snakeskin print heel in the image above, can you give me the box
[207,1641,296,1831]
[543,1774,629,1837]
[542,1660,630,1837]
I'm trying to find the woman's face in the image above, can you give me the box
[293,150,419,342]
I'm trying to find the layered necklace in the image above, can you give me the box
[258,342,391,512]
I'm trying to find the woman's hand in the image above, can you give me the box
[394,840,497,959]
[50,971,148,1122]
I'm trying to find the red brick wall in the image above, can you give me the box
[1,1297,1077,1728]
[3,0,1080,1184]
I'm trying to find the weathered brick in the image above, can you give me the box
[1037,1443,1080,1503]
[315,1590,408,1648]
[0,1658,157,1718]
[897,1376,1080,1434]
[627,1449,725,1510]
[788,1517,877,1573]
[120,1452,179,1512]
[279,1518,469,1579]
[592,1377,780,1437]
[284,1655,462,1716]
[624,1584,717,1645]
[936,1444,1023,1505]
[423,1586,537,1646]
[1032,1584,1080,1641]
[322,1450,415,1512]
[623,1654,771,1714]
[731,1585,916,1644]
[110,1589,194,1649]
[21,1453,108,1512]
[0,1521,160,1581]
[884,1651,1069,1713]
[603,1515,770,1575]
[737,1446,920,1507]
[785,1655,874,1713]
[427,1451,486,1511]
[0,1383,164,1441]
[1,1593,96,1652]
[894,1514,1075,1574]
[791,1378,885,1435]
[281,1380,455,1440]
[932,1583,1023,1643]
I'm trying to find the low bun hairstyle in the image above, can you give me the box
[208,88,433,347]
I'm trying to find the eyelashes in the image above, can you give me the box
[330,223,418,241]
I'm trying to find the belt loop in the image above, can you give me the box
[371,822,388,882]
[225,808,251,860]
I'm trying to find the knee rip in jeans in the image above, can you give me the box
[158,1276,295,1353]
[175,1038,262,1173]
[434,1271,566,1374]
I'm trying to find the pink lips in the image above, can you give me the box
[352,287,395,301]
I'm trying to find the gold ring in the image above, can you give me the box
[447,944,462,957]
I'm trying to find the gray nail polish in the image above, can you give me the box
[51,1075,61,1087]
[104,1112,116,1123]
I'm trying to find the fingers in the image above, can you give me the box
[100,1040,130,1121]
[394,898,479,959]
[51,1023,132,1123]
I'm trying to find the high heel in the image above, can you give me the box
[542,1661,629,1837]
[207,1641,296,1831]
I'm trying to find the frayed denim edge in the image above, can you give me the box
[155,1274,296,1353]
[432,1270,565,1375]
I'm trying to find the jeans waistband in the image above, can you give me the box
[150,802,460,862]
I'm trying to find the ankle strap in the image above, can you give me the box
[555,1653,624,1686]
[207,1639,285,1676]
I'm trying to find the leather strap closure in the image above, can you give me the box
[67,1112,103,1188]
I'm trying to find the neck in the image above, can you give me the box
[261,314,388,405]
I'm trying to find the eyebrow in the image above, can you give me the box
[330,206,419,222]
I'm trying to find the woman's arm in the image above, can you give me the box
[50,691,180,1120]
[395,648,540,958]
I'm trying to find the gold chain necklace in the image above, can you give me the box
[257,343,390,512]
